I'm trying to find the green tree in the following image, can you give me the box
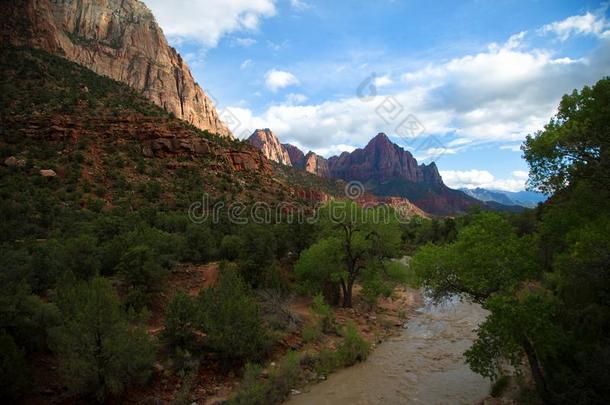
[198,267,269,362]
[50,277,155,401]
[0,330,29,399]
[296,201,403,307]
[162,291,198,351]
[523,77,610,195]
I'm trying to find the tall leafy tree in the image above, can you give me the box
[295,201,403,307]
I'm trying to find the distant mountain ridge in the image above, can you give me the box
[460,187,546,208]
[249,132,486,215]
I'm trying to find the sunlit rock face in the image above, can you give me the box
[1,0,232,137]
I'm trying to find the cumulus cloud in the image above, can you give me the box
[440,169,529,192]
[265,69,300,92]
[144,0,276,47]
[373,74,394,87]
[540,11,610,41]
[229,34,608,153]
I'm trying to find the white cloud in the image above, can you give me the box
[285,93,308,105]
[290,0,310,11]
[373,74,393,87]
[240,59,253,70]
[144,0,276,47]
[440,169,528,192]
[540,12,610,41]
[500,144,522,152]
[221,10,610,165]
[265,69,300,92]
[231,37,257,47]
[511,170,529,180]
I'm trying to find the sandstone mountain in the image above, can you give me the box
[248,129,292,166]
[282,144,330,178]
[304,151,330,178]
[284,143,306,168]
[327,133,442,185]
[326,134,479,215]
[0,0,231,137]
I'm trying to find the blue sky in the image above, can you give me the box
[144,0,610,191]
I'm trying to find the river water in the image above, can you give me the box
[287,294,491,405]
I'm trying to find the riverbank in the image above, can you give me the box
[286,295,492,405]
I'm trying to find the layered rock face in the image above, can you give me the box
[248,129,292,165]
[327,133,440,185]
[0,0,231,137]
[304,152,330,178]
[283,143,306,168]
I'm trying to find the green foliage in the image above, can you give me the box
[198,267,269,362]
[336,321,370,367]
[304,201,403,307]
[523,77,610,195]
[185,223,217,262]
[219,234,241,261]
[491,375,510,398]
[162,291,198,351]
[50,277,155,401]
[294,236,343,303]
[301,322,322,343]
[311,293,336,334]
[0,330,30,399]
[230,352,302,405]
[466,290,564,379]
[412,212,538,303]
[361,260,411,307]
[0,283,60,353]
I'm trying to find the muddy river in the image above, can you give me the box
[287,294,491,405]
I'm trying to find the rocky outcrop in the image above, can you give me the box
[248,129,292,166]
[0,0,231,137]
[327,133,436,184]
[304,152,330,178]
[283,143,305,168]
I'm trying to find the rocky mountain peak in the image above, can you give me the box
[283,143,306,168]
[248,129,292,166]
[304,151,330,178]
[0,0,232,137]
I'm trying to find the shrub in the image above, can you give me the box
[0,330,30,399]
[311,293,336,334]
[301,323,322,343]
[230,352,302,405]
[117,245,165,290]
[336,321,370,367]
[50,277,156,401]
[198,268,269,362]
[162,291,198,351]
[185,223,217,262]
[219,234,241,261]
[63,235,101,279]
